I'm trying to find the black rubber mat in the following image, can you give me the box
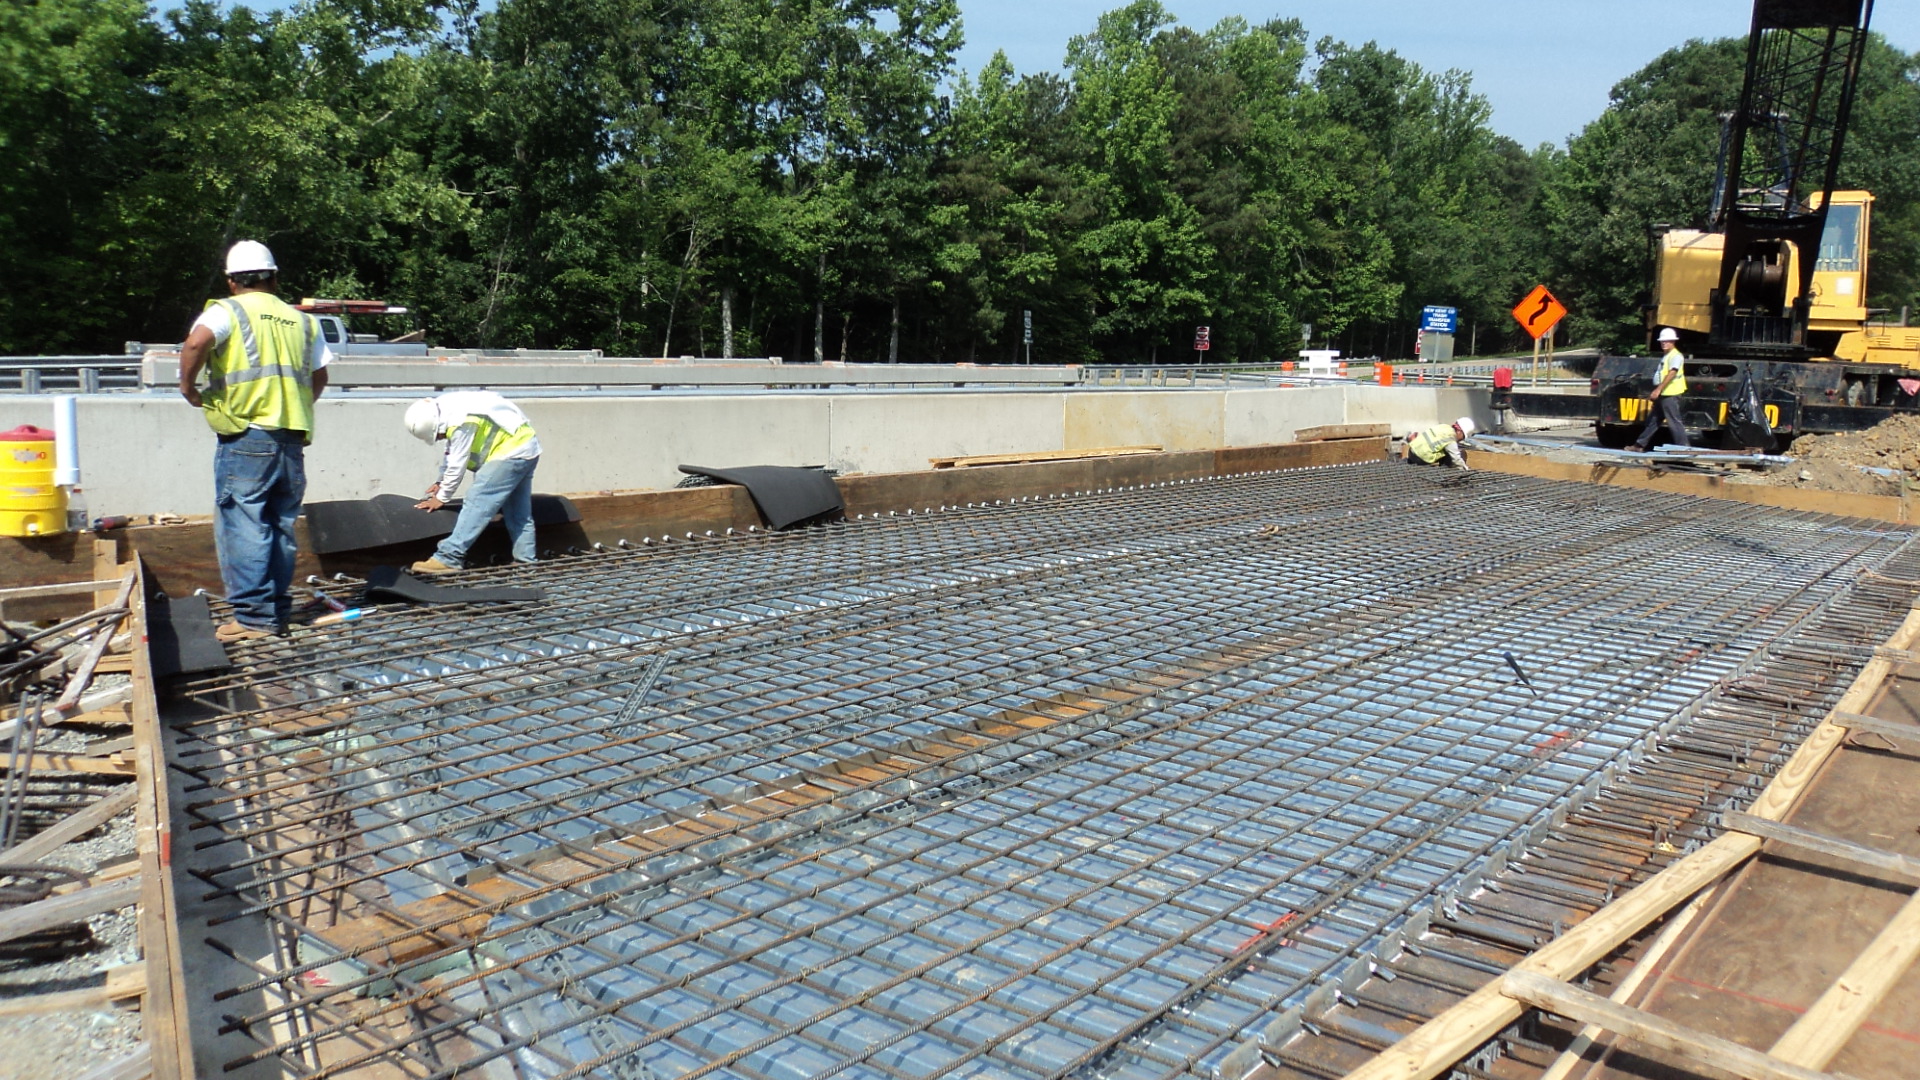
[304,494,582,555]
[147,592,230,678]
[676,465,843,529]
[364,565,546,604]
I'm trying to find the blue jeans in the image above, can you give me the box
[214,427,306,629]
[434,455,538,567]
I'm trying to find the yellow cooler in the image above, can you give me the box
[0,425,67,536]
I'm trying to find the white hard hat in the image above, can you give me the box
[225,240,278,275]
[1657,327,1680,343]
[404,399,441,443]
[1455,416,1477,437]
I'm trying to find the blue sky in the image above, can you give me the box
[953,1,1920,148]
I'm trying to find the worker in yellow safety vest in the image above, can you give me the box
[404,392,542,573]
[1405,416,1476,470]
[178,240,334,643]
[1627,327,1691,452]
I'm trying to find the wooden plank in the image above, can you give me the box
[0,579,134,602]
[1538,888,1719,1080]
[1338,601,1920,1080]
[0,875,141,945]
[19,752,137,776]
[72,1046,151,1080]
[53,569,136,712]
[92,653,134,674]
[928,445,1161,469]
[1725,810,1920,883]
[1768,887,1920,1068]
[93,537,121,609]
[1337,833,1763,1080]
[54,698,134,727]
[1501,970,1840,1080]
[0,964,144,1016]
[1294,423,1391,443]
[1831,709,1920,747]
[1473,453,1912,522]
[128,560,193,1080]
[0,785,139,866]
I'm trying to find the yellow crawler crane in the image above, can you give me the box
[1594,0,1918,448]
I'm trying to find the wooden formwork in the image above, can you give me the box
[1338,603,1920,1080]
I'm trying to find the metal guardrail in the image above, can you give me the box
[138,353,1088,390]
[0,356,142,394]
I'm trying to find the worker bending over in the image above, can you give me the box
[1405,416,1476,470]
[1627,327,1690,452]
[404,392,541,573]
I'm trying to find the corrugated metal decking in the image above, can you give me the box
[167,462,1919,1079]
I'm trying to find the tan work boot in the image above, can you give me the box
[410,557,458,575]
[215,620,276,644]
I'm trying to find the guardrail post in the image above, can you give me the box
[80,368,101,394]
[21,368,41,394]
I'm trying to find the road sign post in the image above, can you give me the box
[1510,286,1567,386]
[1022,309,1032,364]
[1194,325,1210,362]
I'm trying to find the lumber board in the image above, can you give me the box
[0,785,138,866]
[3,444,1381,593]
[1473,453,1913,522]
[53,569,135,712]
[71,1046,151,1080]
[928,444,1162,468]
[128,560,193,1080]
[1337,601,1920,1080]
[0,579,134,602]
[56,703,135,727]
[1830,709,1920,747]
[1501,971,1839,1080]
[1767,887,1920,1068]
[1537,888,1719,1080]
[19,751,137,776]
[0,875,140,945]
[1293,423,1390,443]
[1336,833,1761,1080]
[93,537,121,609]
[1725,810,1920,883]
[0,963,144,1016]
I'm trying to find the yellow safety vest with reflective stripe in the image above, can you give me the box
[1656,348,1689,397]
[458,415,538,471]
[1408,423,1457,464]
[199,292,317,440]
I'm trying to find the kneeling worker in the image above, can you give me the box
[403,392,541,573]
[1406,416,1476,470]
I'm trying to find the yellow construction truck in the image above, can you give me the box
[1593,0,1920,449]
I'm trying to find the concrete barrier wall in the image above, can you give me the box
[0,385,1486,517]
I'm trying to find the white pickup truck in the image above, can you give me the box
[300,299,430,357]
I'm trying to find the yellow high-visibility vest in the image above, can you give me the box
[1408,423,1457,464]
[458,416,538,471]
[200,292,317,440]
[1656,349,1689,396]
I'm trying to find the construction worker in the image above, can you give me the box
[178,240,332,642]
[1628,327,1690,451]
[1405,416,1476,470]
[404,392,541,573]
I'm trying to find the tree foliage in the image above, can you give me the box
[1,0,1914,362]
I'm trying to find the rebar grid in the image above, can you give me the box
[166,463,1919,1080]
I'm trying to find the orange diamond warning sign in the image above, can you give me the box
[1510,285,1567,340]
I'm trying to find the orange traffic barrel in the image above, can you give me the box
[0,425,67,536]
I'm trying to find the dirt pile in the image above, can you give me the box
[1743,414,1920,494]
